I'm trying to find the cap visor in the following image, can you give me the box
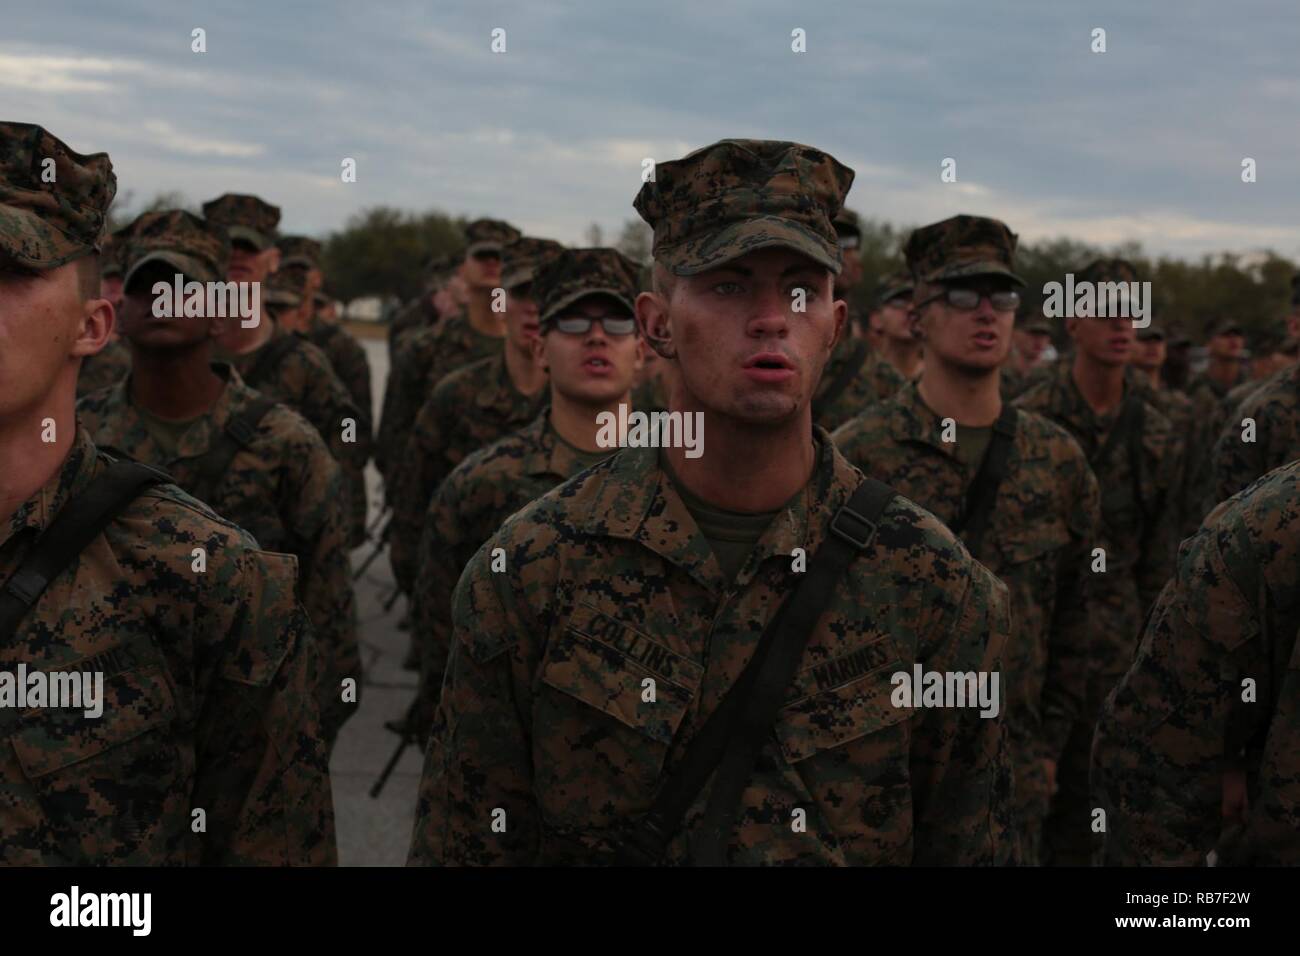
[663,216,841,277]
[0,205,93,268]
[124,251,216,289]
[227,226,271,250]
[467,241,504,256]
[501,265,537,290]
[541,288,636,324]
[927,261,1027,287]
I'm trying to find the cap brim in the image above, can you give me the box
[924,260,1026,287]
[501,265,538,290]
[0,205,96,268]
[124,250,218,288]
[467,241,504,256]
[265,289,301,307]
[1025,323,1053,335]
[662,216,841,277]
[878,284,913,304]
[227,226,271,250]
[281,255,318,270]
[541,288,636,324]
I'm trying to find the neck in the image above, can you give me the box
[225,313,275,355]
[917,361,1002,426]
[1208,355,1238,386]
[129,342,224,419]
[882,337,924,378]
[0,373,77,521]
[666,395,815,512]
[1072,351,1126,415]
[467,290,504,336]
[503,340,548,397]
[550,388,632,452]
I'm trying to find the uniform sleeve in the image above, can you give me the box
[909,556,1017,865]
[390,390,450,595]
[1040,454,1102,759]
[1137,428,1183,614]
[288,435,360,743]
[407,542,541,866]
[194,548,337,865]
[1092,517,1258,865]
[1214,401,1267,504]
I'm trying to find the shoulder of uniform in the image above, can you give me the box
[120,478,262,550]
[433,354,495,396]
[1013,406,1088,459]
[251,401,333,455]
[830,401,893,442]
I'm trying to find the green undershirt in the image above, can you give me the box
[134,404,206,462]
[664,457,780,584]
[553,431,614,473]
[952,423,993,471]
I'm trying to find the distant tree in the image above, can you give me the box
[322,207,464,302]
[616,219,653,264]
[584,222,604,247]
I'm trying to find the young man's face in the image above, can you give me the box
[1067,311,1134,367]
[463,249,501,291]
[835,240,861,294]
[1014,328,1050,364]
[539,294,642,405]
[0,259,110,420]
[913,276,1016,373]
[637,247,844,424]
[1132,337,1166,371]
[119,262,224,351]
[504,282,541,349]
[878,296,913,343]
[1209,330,1245,360]
[227,240,279,284]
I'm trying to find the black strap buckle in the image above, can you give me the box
[829,504,877,550]
[5,569,47,606]
[618,814,669,866]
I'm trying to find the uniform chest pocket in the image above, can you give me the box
[11,663,177,780]
[540,604,702,745]
[995,519,1072,569]
[777,650,910,763]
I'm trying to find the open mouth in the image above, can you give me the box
[583,356,611,370]
[744,353,793,371]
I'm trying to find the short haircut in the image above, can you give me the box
[652,262,676,299]
[76,254,100,300]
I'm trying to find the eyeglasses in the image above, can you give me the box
[838,235,861,251]
[550,315,637,336]
[915,287,1020,312]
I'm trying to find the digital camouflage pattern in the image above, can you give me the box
[201,192,280,250]
[0,122,115,268]
[408,433,1016,865]
[409,410,615,745]
[76,337,132,398]
[389,351,547,594]
[1094,458,1300,865]
[501,236,565,290]
[76,364,360,744]
[812,335,907,430]
[533,246,640,322]
[1182,364,1251,528]
[633,139,853,277]
[1212,361,1300,503]
[1015,359,1182,862]
[464,217,521,254]
[307,318,373,434]
[832,381,1101,862]
[277,234,322,269]
[122,208,229,286]
[227,323,372,548]
[903,215,1025,287]
[378,314,503,490]
[0,430,335,864]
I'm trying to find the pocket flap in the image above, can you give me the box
[777,665,909,763]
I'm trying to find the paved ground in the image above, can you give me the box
[332,332,421,866]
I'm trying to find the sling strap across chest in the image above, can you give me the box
[1090,392,1152,526]
[186,396,278,504]
[949,404,1019,557]
[616,475,898,866]
[0,460,171,642]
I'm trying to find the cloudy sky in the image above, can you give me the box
[4,0,1299,260]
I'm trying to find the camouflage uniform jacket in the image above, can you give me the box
[1182,368,1250,528]
[307,319,373,439]
[407,431,1016,866]
[379,313,502,482]
[812,337,906,431]
[76,337,131,398]
[0,430,336,864]
[410,410,613,742]
[1015,361,1182,695]
[1094,458,1300,865]
[230,324,370,548]
[76,365,360,742]
[1213,362,1300,504]
[389,351,546,594]
[832,381,1100,771]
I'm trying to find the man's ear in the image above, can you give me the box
[635,290,676,360]
[70,290,114,359]
[531,334,548,372]
[830,295,847,352]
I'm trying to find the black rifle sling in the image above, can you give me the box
[1090,393,1152,528]
[244,334,299,390]
[187,397,278,504]
[1090,392,1142,471]
[0,460,170,642]
[949,404,1018,557]
[619,475,898,866]
[812,340,870,421]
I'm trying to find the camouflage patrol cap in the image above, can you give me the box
[123,209,229,288]
[1014,301,1053,335]
[424,250,460,281]
[876,270,913,306]
[634,138,854,277]
[201,193,280,250]
[265,264,306,309]
[277,235,322,270]
[1076,257,1140,286]
[0,122,116,268]
[501,236,565,290]
[463,218,521,256]
[1135,322,1166,341]
[904,214,1025,287]
[313,289,331,308]
[534,247,640,326]
[1208,316,1244,337]
[834,208,861,240]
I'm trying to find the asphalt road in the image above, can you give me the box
[333,332,421,866]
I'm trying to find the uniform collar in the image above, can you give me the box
[576,425,853,594]
[2,428,101,552]
[518,410,593,480]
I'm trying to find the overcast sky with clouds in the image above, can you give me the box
[4,0,1299,260]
